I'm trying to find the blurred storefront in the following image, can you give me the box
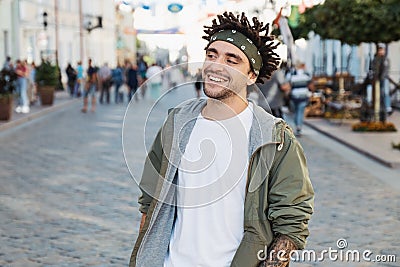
[0,0,116,70]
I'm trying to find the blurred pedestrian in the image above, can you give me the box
[146,63,163,100]
[75,61,84,97]
[163,63,173,89]
[81,58,97,113]
[15,59,29,113]
[137,55,148,85]
[98,62,112,104]
[289,62,312,136]
[112,64,124,103]
[28,62,37,104]
[3,56,12,71]
[194,68,203,98]
[126,62,139,102]
[256,62,291,118]
[169,66,184,88]
[66,63,77,97]
[372,43,392,117]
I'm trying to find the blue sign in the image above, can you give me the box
[168,3,183,13]
[142,4,150,10]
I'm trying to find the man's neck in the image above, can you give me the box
[202,94,249,121]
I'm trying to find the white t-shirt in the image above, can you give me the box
[164,103,254,267]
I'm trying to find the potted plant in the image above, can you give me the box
[0,68,18,121]
[35,60,59,105]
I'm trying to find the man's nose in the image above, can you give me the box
[208,59,225,72]
[214,56,226,66]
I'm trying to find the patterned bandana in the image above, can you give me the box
[207,29,262,75]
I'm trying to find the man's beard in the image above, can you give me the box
[203,82,235,100]
[202,68,237,100]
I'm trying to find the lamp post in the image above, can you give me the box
[54,0,63,90]
[79,0,84,62]
[40,11,49,59]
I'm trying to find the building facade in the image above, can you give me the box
[298,36,400,84]
[0,0,118,76]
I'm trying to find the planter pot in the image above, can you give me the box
[39,85,55,105]
[0,94,13,121]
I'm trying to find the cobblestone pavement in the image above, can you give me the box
[291,128,399,267]
[0,87,399,266]
[0,100,141,266]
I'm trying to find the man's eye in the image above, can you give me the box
[227,59,238,64]
[207,53,216,59]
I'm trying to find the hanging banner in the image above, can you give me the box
[135,27,183,34]
[168,3,183,13]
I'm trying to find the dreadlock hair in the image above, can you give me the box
[203,11,280,84]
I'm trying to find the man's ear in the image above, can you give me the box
[247,71,258,86]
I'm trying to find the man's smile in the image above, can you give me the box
[204,72,230,85]
[208,75,227,83]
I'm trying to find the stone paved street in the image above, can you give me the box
[0,87,399,266]
[290,128,399,267]
[0,101,141,266]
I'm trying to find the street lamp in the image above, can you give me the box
[85,16,103,33]
[40,11,49,59]
[40,5,63,90]
[42,11,48,30]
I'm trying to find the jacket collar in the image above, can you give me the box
[161,98,285,194]
[172,98,281,153]
[167,98,282,171]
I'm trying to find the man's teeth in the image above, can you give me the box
[209,76,225,82]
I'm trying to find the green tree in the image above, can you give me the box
[298,0,400,123]
[299,0,400,45]
[35,60,60,87]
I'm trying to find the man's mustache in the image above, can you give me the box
[202,69,231,80]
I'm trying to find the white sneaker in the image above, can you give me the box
[21,106,30,114]
[15,106,22,113]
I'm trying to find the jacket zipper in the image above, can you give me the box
[245,124,286,197]
[245,148,258,197]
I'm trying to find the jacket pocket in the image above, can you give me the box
[230,231,269,267]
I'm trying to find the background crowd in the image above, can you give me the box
[2,41,394,130]
[2,56,37,114]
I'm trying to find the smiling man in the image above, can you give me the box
[129,12,314,267]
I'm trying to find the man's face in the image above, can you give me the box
[202,41,256,100]
[378,48,385,57]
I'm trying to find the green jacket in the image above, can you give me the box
[130,99,314,267]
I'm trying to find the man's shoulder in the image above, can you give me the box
[168,98,206,116]
[251,103,288,132]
